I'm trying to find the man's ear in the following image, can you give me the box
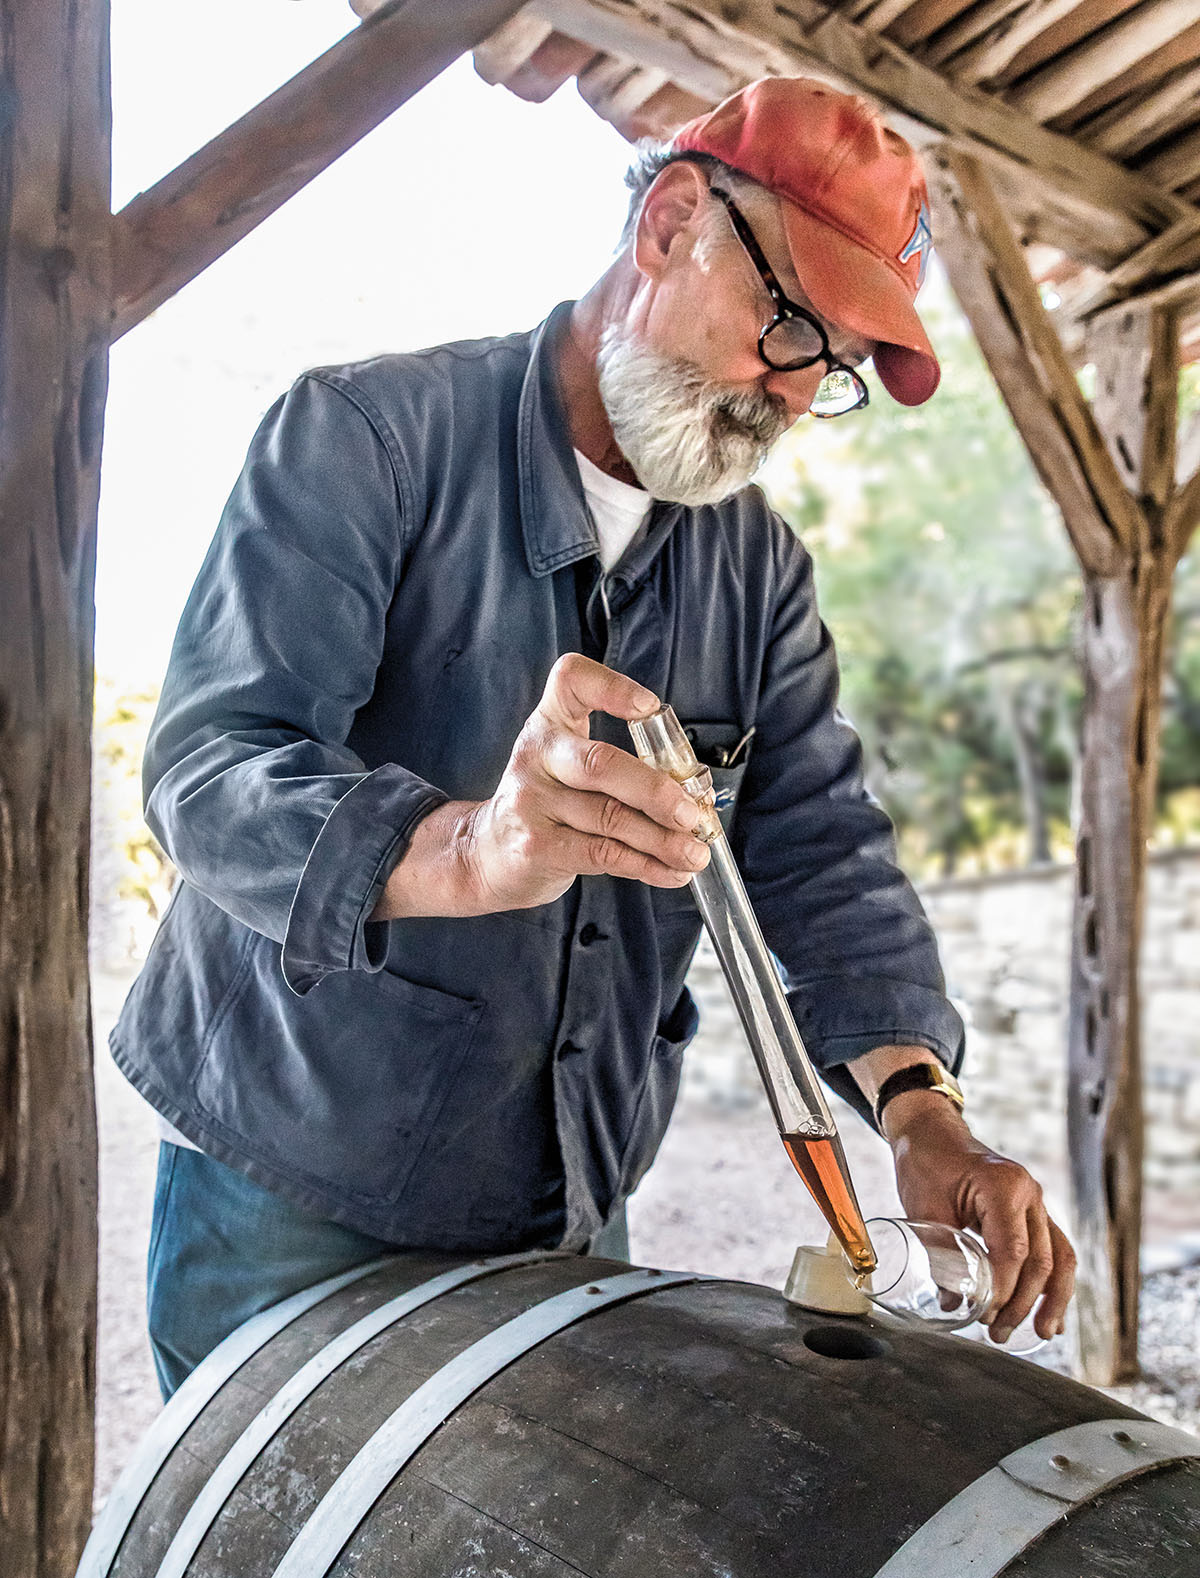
[632,162,710,281]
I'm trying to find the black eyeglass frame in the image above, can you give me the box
[709,185,870,418]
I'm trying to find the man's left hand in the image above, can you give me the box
[884,1097,1076,1343]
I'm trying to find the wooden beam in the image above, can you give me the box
[843,0,928,32]
[622,78,714,139]
[526,0,1198,270]
[531,0,748,102]
[0,0,110,1570]
[944,0,1079,88]
[1060,215,1200,324]
[1085,60,1200,159]
[1091,302,1178,516]
[923,0,1038,71]
[927,149,1142,576]
[1010,0,1200,124]
[1065,304,1180,1385]
[1164,459,1200,560]
[577,55,668,123]
[474,11,556,84]
[111,0,528,340]
[1141,120,1200,194]
[1066,562,1162,1385]
[493,30,600,102]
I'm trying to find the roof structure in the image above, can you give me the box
[375,0,1200,362]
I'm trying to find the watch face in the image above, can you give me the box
[932,1066,965,1104]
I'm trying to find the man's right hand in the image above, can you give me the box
[371,654,709,921]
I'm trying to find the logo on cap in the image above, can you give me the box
[898,201,933,287]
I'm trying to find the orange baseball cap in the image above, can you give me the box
[673,77,939,405]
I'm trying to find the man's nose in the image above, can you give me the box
[763,362,826,419]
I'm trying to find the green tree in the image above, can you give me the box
[763,269,1081,875]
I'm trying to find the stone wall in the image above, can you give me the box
[921,850,1200,1205]
[681,848,1200,1249]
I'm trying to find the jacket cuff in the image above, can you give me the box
[786,978,966,1133]
[282,764,448,995]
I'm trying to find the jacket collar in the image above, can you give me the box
[517,301,604,579]
[517,301,691,582]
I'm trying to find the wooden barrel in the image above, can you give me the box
[81,1251,1200,1578]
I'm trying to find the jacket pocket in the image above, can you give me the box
[709,761,749,830]
[648,721,752,925]
[681,719,753,831]
[617,988,699,1198]
[192,944,484,1206]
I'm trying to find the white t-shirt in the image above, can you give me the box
[573,448,652,569]
[149,450,653,1154]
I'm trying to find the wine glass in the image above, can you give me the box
[855,1218,1050,1354]
[856,1218,992,1328]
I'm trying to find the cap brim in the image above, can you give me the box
[778,202,939,406]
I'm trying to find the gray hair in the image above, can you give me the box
[619,142,761,250]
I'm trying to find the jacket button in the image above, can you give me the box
[578,923,606,946]
[557,1040,583,1060]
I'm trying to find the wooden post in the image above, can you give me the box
[1068,303,1180,1382]
[928,150,1193,1383]
[0,1,111,1570]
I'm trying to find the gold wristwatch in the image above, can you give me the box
[873,1062,965,1129]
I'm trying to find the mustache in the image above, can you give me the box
[672,360,792,446]
[711,388,791,446]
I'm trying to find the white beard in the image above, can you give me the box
[596,325,793,506]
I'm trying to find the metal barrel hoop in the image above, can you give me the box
[270,1266,707,1578]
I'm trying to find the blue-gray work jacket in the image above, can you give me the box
[111,302,964,1251]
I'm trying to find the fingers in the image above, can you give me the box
[986,1204,1051,1342]
[549,784,710,885]
[542,731,700,836]
[537,652,660,736]
[1032,1217,1076,1340]
[975,1182,1030,1326]
[980,1186,1076,1345]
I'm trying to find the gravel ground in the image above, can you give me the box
[93,962,1200,1510]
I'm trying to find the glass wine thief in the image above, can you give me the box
[629,705,877,1275]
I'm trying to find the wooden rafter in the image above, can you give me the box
[473,9,555,83]
[1143,121,1200,193]
[1085,59,1200,158]
[512,0,1198,270]
[1060,214,1200,323]
[924,0,1055,73]
[1009,0,1200,122]
[844,0,928,31]
[943,0,1080,88]
[578,54,668,120]
[111,0,527,340]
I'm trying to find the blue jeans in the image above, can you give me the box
[146,1143,630,1400]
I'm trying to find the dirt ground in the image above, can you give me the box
[92,959,1196,1511]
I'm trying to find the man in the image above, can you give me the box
[113,77,1075,1399]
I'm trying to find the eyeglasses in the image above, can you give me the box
[709,187,870,419]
